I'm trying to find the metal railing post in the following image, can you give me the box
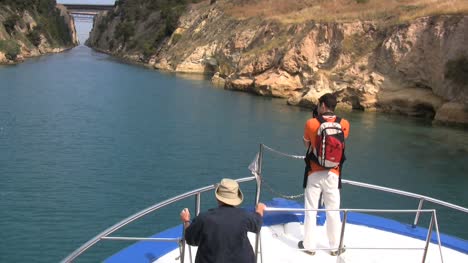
[195,193,201,216]
[256,144,263,204]
[180,230,186,263]
[258,229,264,263]
[189,193,202,263]
[432,210,444,263]
[413,199,425,227]
[254,144,264,263]
[421,211,435,263]
[338,210,348,256]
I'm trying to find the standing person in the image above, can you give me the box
[299,93,350,256]
[180,178,266,263]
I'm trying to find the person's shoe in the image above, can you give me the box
[297,241,316,255]
[330,246,346,256]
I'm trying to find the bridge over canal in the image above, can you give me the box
[62,3,114,18]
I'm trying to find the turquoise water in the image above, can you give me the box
[0,20,467,262]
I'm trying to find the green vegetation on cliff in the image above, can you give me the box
[90,0,205,58]
[0,0,75,61]
[0,39,20,59]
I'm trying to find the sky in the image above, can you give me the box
[57,0,116,4]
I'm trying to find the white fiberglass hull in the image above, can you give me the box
[154,221,466,263]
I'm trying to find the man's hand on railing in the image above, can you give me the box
[256,203,267,217]
[180,208,191,227]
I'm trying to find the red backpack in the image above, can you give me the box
[303,115,347,189]
[309,115,345,169]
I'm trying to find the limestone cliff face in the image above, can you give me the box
[0,2,78,64]
[57,5,78,46]
[88,2,468,126]
[375,16,468,124]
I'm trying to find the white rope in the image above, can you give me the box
[261,145,305,159]
[251,144,307,199]
[262,178,304,199]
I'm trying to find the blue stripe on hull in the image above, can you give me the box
[105,225,181,263]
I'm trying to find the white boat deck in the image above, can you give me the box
[155,222,466,263]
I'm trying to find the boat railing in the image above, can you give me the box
[340,179,468,226]
[60,175,261,263]
[61,143,467,263]
[263,207,442,262]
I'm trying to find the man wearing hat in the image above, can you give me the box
[180,178,266,263]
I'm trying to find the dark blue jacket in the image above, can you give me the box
[185,205,263,263]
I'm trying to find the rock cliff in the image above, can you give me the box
[0,0,78,64]
[87,0,468,126]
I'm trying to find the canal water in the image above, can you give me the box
[0,19,467,262]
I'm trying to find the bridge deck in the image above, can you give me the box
[62,4,114,16]
[62,4,114,11]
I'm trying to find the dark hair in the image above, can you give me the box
[318,93,337,111]
[311,105,319,118]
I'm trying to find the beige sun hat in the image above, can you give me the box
[215,178,244,206]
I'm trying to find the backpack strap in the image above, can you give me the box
[317,115,326,124]
[337,152,346,189]
[303,146,311,188]
[335,116,345,189]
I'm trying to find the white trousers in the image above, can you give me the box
[303,170,341,251]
